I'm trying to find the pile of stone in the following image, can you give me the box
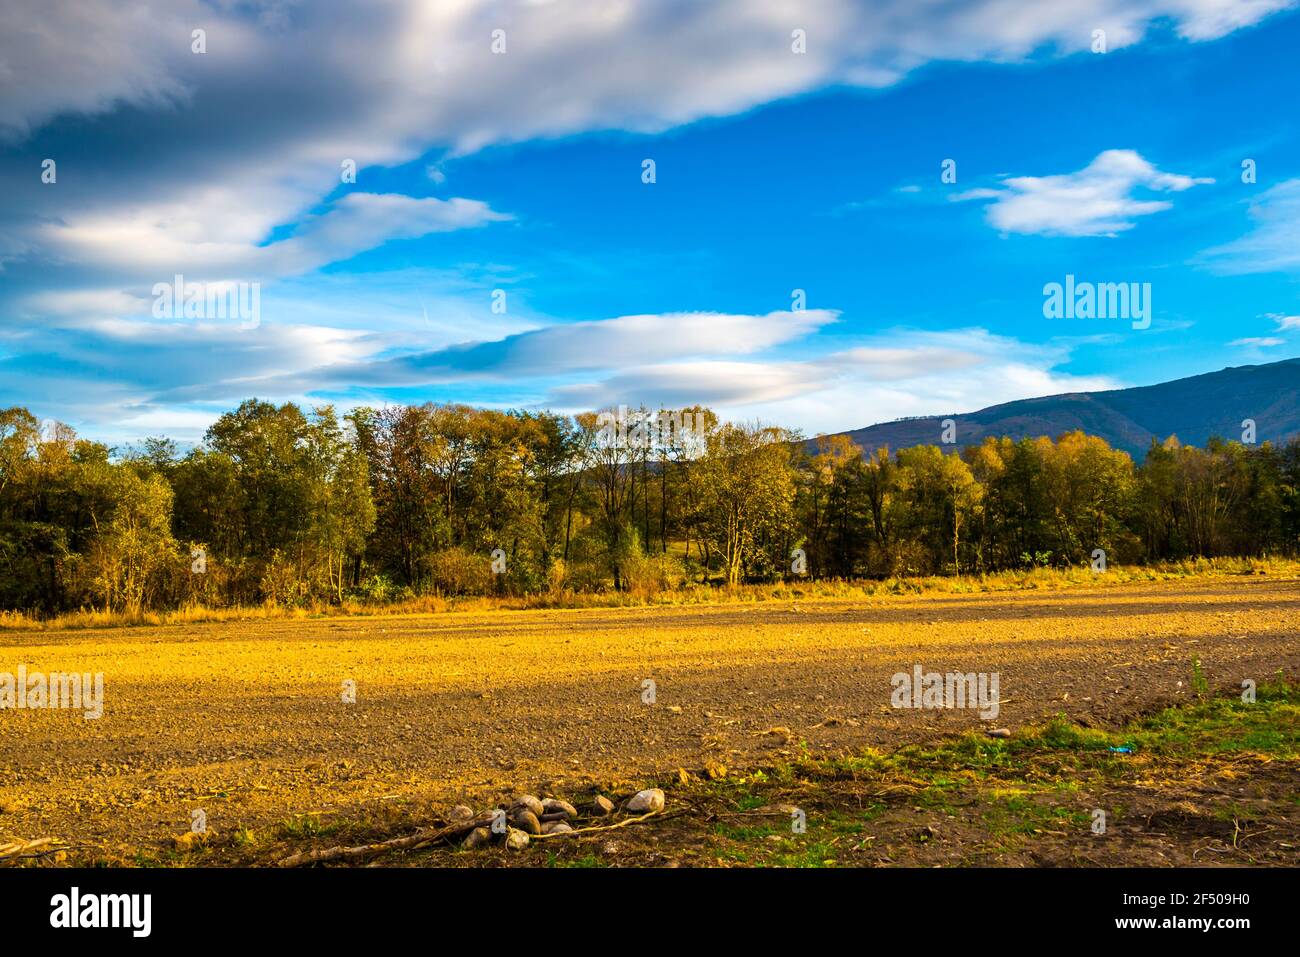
[452,788,665,851]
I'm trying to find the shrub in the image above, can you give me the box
[421,547,494,596]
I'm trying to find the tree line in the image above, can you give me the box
[1,400,1298,613]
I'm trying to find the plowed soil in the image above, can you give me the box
[2,575,1297,859]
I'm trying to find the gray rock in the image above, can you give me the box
[461,827,491,849]
[626,788,665,813]
[985,728,1012,738]
[504,828,530,851]
[542,821,574,835]
[541,798,577,819]
[449,805,475,823]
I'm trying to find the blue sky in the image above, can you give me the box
[2,1,1299,444]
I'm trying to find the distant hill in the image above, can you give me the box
[813,357,1300,459]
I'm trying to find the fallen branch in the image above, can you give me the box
[276,815,493,868]
[0,837,60,860]
[531,808,686,839]
[277,806,687,864]
[8,844,87,862]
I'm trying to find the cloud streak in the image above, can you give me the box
[1202,179,1300,273]
[954,150,1214,237]
[36,193,509,282]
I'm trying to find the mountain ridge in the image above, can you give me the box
[813,356,1300,459]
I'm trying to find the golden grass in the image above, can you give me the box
[1,555,1293,632]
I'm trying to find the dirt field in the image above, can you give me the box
[1,574,1297,863]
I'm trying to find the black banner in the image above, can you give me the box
[0,867,1282,943]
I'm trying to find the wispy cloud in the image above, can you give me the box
[0,304,1117,444]
[250,310,840,393]
[36,193,509,283]
[1202,180,1300,273]
[7,2,1288,144]
[954,149,1213,237]
[1229,336,1285,347]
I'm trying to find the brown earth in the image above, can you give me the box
[552,753,1300,869]
[1,574,1297,862]
[387,754,1300,869]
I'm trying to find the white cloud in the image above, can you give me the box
[719,336,1119,436]
[820,346,986,380]
[548,360,826,409]
[1218,312,1300,351]
[24,288,151,319]
[37,193,508,284]
[453,309,838,375]
[1229,336,1284,347]
[955,149,1214,236]
[537,327,1120,435]
[251,309,840,393]
[6,2,1291,143]
[1203,180,1300,273]
[0,318,374,441]
[0,0,197,140]
[1,1,1279,278]
[1,306,1116,444]
[0,307,840,432]
[1168,0,1297,39]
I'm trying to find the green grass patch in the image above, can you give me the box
[675,680,1296,867]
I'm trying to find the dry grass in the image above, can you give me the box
[1,555,1291,632]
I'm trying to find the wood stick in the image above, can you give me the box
[277,807,682,864]
[530,808,683,839]
[276,815,493,867]
[0,837,58,859]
